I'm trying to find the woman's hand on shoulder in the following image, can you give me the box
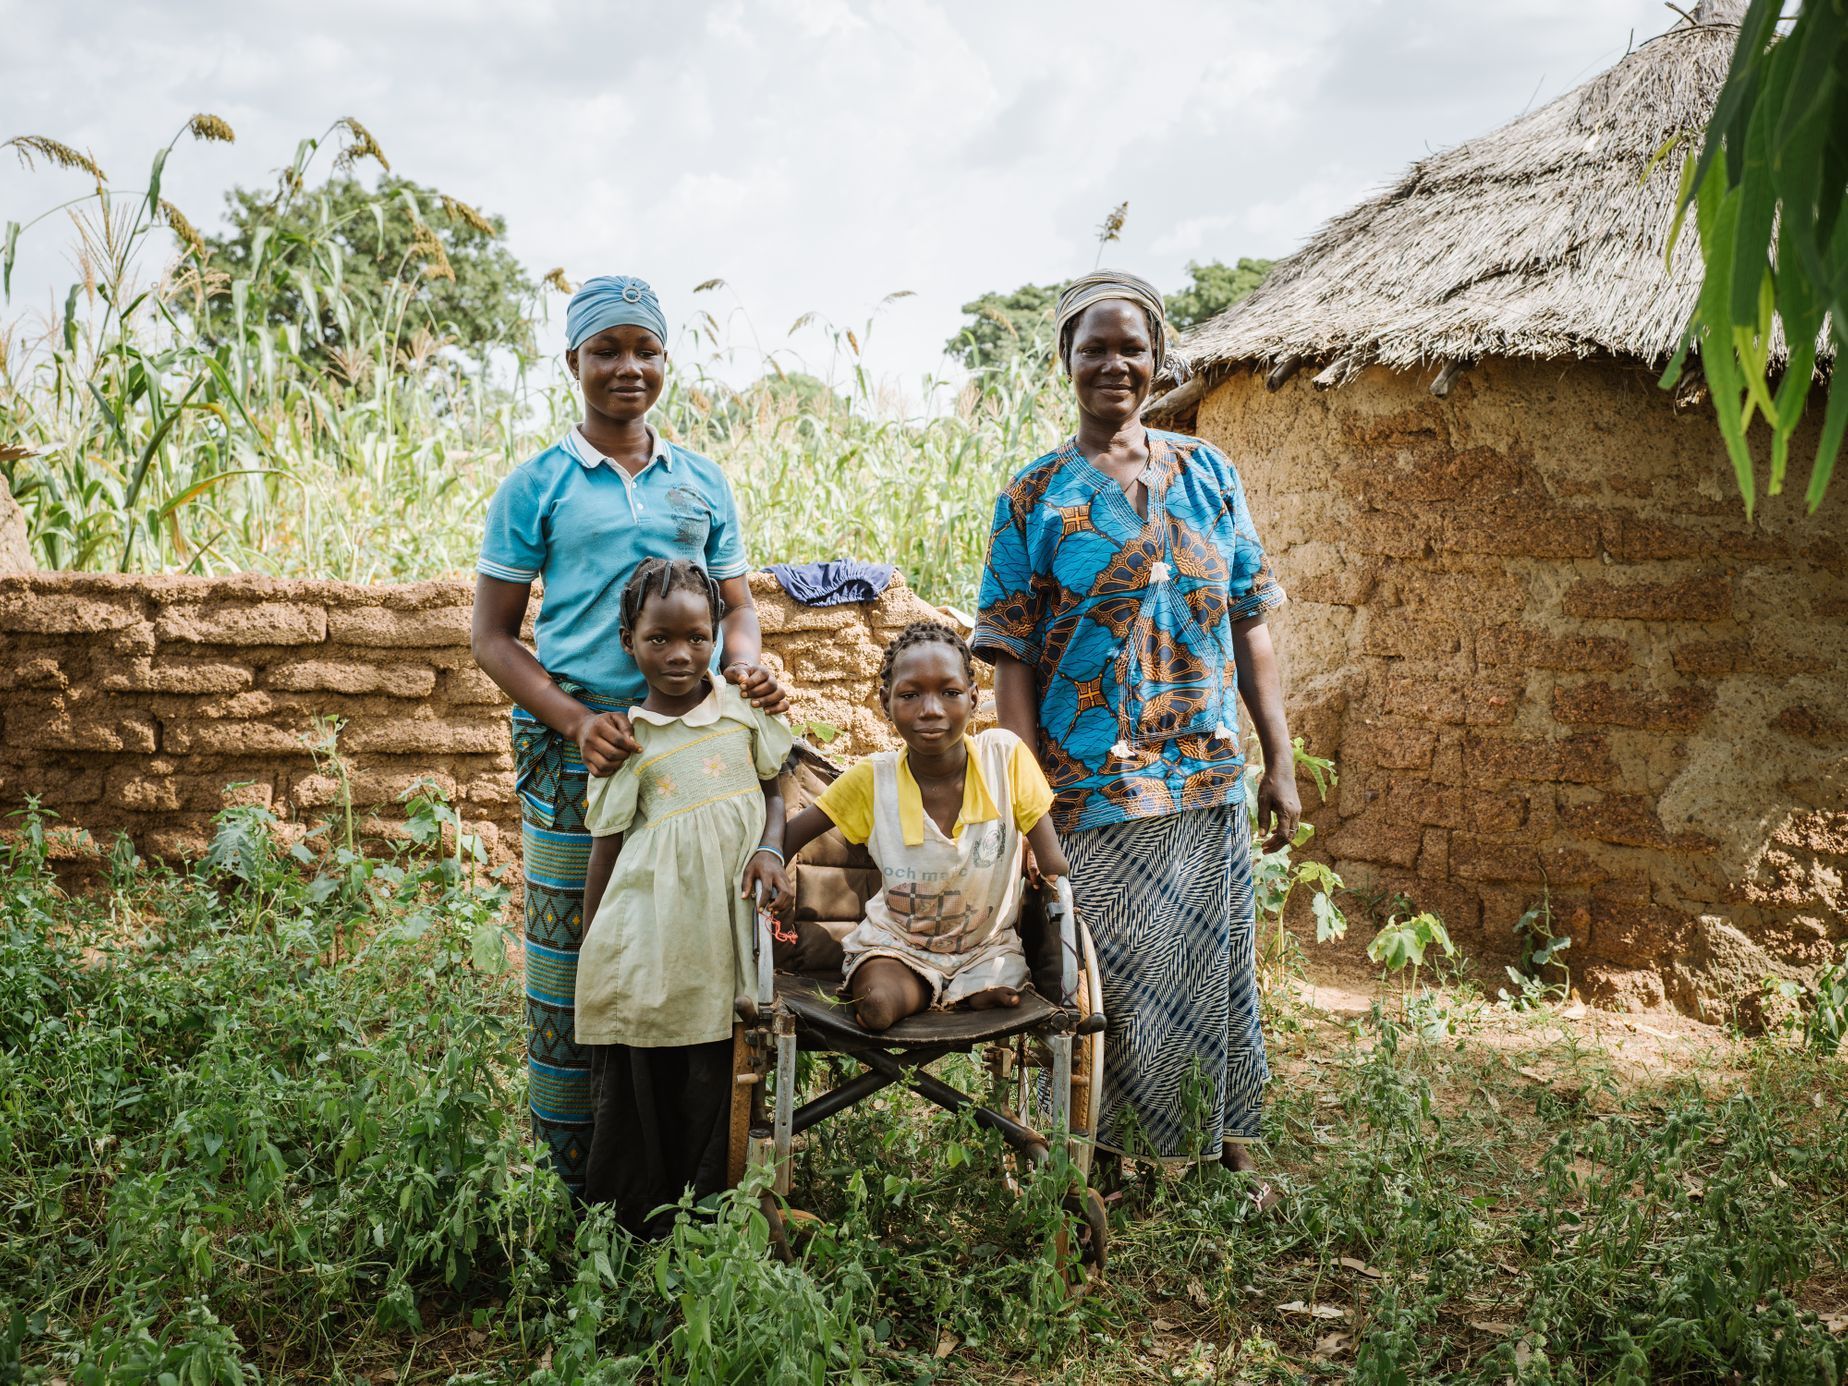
[725,661,790,716]
[576,710,640,776]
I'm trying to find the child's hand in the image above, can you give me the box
[742,850,792,916]
[576,710,639,776]
[725,662,791,716]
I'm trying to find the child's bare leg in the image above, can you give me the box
[962,986,1020,1010]
[849,958,932,1032]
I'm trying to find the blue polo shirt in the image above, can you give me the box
[478,426,749,701]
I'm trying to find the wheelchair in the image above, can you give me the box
[725,745,1110,1277]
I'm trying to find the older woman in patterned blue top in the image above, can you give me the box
[972,272,1299,1200]
[472,276,787,1198]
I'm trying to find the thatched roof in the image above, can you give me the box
[1171,3,1778,394]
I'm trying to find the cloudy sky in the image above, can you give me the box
[3,0,1668,392]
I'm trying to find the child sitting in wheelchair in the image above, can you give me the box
[764,621,1070,1032]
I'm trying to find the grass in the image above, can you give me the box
[4,788,1845,1385]
[0,120,1067,607]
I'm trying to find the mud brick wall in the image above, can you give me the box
[0,570,949,870]
[1199,355,1847,1018]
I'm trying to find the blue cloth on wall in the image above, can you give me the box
[765,559,895,607]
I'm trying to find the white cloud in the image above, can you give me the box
[1,0,1673,392]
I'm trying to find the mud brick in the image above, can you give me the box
[1562,576,1729,622]
[443,665,511,705]
[1584,901,1692,968]
[1452,837,1604,887]
[462,775,519,807]
[1380,780,1529,832]
[266,659,436,698]
[100,658,254,694]
[162,719,314,756]
[1559,792,1719,852]
[291,768,458,809]
[1772,704,1846,742]
[157,601,326,645]
[146,819,217,863]
[1476,625,1631,672]
[1390,567,1529,623]
[0,655,69,690]
[1467,732,1619,784]
[1343,509,1443,559]
[1596,515,1747,562]
[1381,674,1521,726]
[1342,724,1438,771]
[339,717,508,755]
[4,695,157,754]
[0,587,146,633]
[1321,812,1423,868]
[754,599,869,637]
[1444,505,1600,558]
[1286,561,1389,609]
[1344,442,1537,505]
[326,606,471,647]
[1363,614,1459,658]
[1418,827,1450,878]
[1550,681,1714,731]
[1670,638,1752,675]
[110,771,182,813]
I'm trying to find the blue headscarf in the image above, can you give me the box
[565,275,669,351]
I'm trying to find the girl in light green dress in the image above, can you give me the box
[576,558,793,1233]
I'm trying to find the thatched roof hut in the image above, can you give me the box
[1154,0,1847,1021]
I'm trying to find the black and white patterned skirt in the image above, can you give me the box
[1062,803,1268,1159]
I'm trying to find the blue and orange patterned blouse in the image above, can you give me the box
[971,430,1284,834]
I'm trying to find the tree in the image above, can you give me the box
[944,281,1066,368]
[204,174,535,365]
[1666,0,1847,514]
[945,259,1275,369]
[1163,258,1273,330]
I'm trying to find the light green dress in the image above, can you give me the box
[576,683,793,1047]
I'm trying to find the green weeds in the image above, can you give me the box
[2,791,1845,1382]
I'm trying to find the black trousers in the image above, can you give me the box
[583,1038,734,1237]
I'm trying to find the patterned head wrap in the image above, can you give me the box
[565,275,669,351]
[1054,269,1186,381]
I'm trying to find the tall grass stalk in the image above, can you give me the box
[1,124,1069,606]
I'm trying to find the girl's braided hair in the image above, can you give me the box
[619,557,723,635]
[878,620,976,701]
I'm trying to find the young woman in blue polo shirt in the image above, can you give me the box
[471,275,786,1197]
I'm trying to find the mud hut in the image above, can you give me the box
[1148,0,1845,1017]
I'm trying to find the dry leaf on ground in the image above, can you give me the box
[1337,1256,1384,1279]
[1279,1300,1346,1320]
[1313,1330,1354,1359]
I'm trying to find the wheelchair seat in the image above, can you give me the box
[773,971,1062,1048]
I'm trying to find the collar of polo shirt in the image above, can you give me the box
[563,424,674,473]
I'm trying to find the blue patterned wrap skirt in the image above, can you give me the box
[1061,803,1268,1160]
[511,681,628,1196]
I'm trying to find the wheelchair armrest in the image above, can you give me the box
[1041,875,1079,1009]
[752,882,775,1013]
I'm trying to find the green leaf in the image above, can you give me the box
[1806,368,1847,514]
[1311,891,1347,944]
[2,220,17,299]
[145,145,168,221]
